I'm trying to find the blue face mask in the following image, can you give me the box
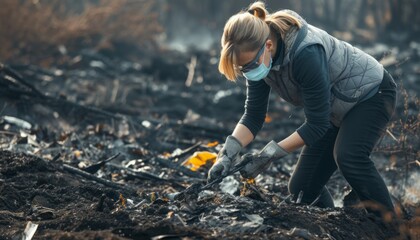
[242,47,272,81]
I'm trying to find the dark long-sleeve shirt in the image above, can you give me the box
[239,44,332,146]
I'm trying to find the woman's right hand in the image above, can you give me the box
[207,135,242,183]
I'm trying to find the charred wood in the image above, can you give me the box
[61,163,136,194]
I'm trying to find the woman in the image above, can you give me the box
[207,1,397,216]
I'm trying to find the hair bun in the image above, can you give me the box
[247,9,256,15]
[247,1,268,20]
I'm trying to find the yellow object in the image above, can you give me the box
[182,151,217,171]
[73,150,82,158]
[206,141,219,147]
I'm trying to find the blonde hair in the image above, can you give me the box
[219,1,302,81]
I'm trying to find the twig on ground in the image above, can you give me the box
[169,141,202,160]
[153,156,203,179]
[107,162,186,189]
[62,163,136,193]
[83,153,121,174]
[185,56,197,87]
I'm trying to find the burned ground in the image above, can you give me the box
[0,150,410,239]
[0,42,419,239]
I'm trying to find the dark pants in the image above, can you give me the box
[288,70,397,215]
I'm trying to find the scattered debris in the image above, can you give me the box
[22,221,39,240]
[287,227,314,240]
[1,116,32,130]
[0,37,418,239]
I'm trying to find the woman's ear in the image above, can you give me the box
[266,39,274,52]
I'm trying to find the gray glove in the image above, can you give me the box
[207,135,242,183]
[240,140,288,179]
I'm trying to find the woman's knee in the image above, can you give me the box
[334,147,358,175]
[334,146,374,179]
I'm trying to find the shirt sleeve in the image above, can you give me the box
[238,79,271,137]
[294,44,332,146]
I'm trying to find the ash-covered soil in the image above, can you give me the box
[0,42,419,239]
[0,150,412,239]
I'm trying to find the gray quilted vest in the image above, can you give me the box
[264,10,384,126]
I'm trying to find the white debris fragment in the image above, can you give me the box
[2,116,32,129]
[243,213,264,228]
[22,221,38,240]
[219,176,239,195]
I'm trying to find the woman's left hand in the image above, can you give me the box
[240,140,288,179]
